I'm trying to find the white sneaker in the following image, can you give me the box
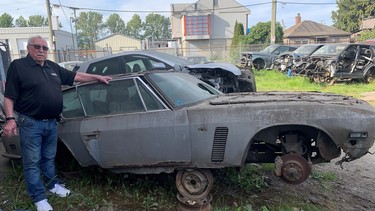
[35,199,53,211]
[49,183,71,197]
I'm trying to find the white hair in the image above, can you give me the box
[27,35,46,45]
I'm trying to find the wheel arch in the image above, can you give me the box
[241,124,340,166]
[252,58,266,69]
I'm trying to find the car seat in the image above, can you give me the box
[133,64,141,72]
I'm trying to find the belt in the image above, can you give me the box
[40,119,54,122]
[33,117,56,121]
[19,113,57,122]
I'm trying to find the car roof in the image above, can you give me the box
[75,50,191,72]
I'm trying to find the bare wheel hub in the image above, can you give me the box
[278,154,311,184]
[176,169,213,200]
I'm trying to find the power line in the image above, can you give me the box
[50,2,338,14]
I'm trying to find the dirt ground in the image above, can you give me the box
[360,91,375,102]
[260,144,375,211]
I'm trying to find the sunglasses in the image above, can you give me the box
[29,44,49,51]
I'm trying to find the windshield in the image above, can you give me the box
[260,45,278,53]
[148,72,221,107]
[312,44,347,56]
[294,45,321,55]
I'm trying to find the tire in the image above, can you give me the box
[253,59,265,70]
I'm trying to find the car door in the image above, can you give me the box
[77,77,192,168]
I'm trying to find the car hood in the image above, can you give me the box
[242,52,274,57]
[208,91,369,107]
[186,62,242,76]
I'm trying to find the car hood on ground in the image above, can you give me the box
[186,62,242,76]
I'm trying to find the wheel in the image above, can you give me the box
[176,169,214,200]
[365,69,374,83]
[278,154,311,185]
[253,59,265,70]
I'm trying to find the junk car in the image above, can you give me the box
[273,44,324,73]
[240,44,298,70]
[73,50,256,93]
[1,71,374,202]
[303,43,375,84]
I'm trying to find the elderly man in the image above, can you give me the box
[3,35,111,211]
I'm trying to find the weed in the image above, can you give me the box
[310,170,337,182]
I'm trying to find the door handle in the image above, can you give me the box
[82,130,101,140]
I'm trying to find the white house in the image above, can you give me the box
[171,0,250,59]
[0,27,76,62]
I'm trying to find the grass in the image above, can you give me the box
[1,70,373,210]
[254,70,375,104]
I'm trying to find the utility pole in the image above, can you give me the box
[71,7,79,50]
[270,0,277,44]
[46,0,55,61]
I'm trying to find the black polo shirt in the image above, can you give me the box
[4,54,77,119]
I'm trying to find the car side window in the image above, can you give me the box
[87,57,122,75]
[136,80,166,111]
[278,46,289,54]
[77,79,149,116]
[62,89,85,118]
[123,55,162,72]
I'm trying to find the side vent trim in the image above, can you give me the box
[211,127,229,162]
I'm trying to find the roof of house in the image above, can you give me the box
[284,20,351,38]
[95,33,140,42]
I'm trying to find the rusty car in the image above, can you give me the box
[303,43,375,84]
[72,50,256,93]
[1,71,374,202]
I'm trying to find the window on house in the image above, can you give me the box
[185,15,210,36]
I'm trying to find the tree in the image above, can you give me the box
[231,21,244,48]
[143,13,170,40]
[15,16,28,27]
[76,11,104,49]
[106,13,126,35]
[332,0,375,32]
[230,21,245,61]
[28,15,48,27]
[125,14,143,39]
[243,21,283,45]
[0,13,14,27]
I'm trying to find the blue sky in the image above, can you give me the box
[1,0,338,32]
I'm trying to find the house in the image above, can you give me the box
[361,16,375,31]
[283,13,351,45]
[171,0,250,59]
[94,33,142,58]
[355,16,375,43]
[0,27,76,62]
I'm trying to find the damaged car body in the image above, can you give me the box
[240,44,298,70]
[1,71,374,201]
[303,43,375,84]
[73,50,256,93]
[273,44,324,73]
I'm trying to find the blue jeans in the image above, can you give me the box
[18,114,59,203]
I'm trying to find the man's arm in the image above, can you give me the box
[74,72,112,84]
[3,97,17,137]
